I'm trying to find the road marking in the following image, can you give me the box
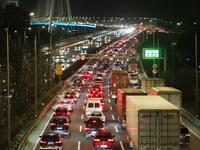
[110,106,112,110]
[120,141,125,150]
[108,99,111,103]
[108,94,110,97]
[83,106,85,110]
[77,141,81,150]
[81,114,84,119]
[112,115,115,120]
[84,99,86,103]
[33,113,54,150]
[79,126,82,132]
[115,126,118,133]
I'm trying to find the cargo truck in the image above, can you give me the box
[128,63,138,72]
[141,78,165,93]
[110,70,128,99]
[149,87,182,108]
[126,96,180,150]
[117,88,147,128]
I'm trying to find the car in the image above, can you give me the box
[58,100,73,112]
[67,89,80,98]
[73,79,84,89]
[54,107,71,118]
[84,117,104,138]
[95,73,103,80]
[81,71,91,80]
[62,94,76,105]
[71,84,82,92]
[129,77,138,84]
[91,83,103,91]
[132,83,141,89]
[88,94,105,107]
[50,117,71,136]
[94,78,103,85]
[180,124,190,145]
[88,89,103,96]
[39,132,63,150]
[65,90,77,98]
[88,111,105,122]
[92,131,115,150]
[85,98,103,117]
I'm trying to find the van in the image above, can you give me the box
[85,98,103,117]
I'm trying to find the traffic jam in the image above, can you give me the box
[38,34,138,150]
[37,28,191,150]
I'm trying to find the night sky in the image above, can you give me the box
[2,0,200,22]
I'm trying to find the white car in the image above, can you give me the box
[129,78,138,84]
[58,100,73,112]
[88,111,105,122]
[85,98,103,117]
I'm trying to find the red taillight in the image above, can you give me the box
[93,138,100,141]
[107,139,114,141]
[51,123,56,126]
[185,134,190,137]
[40,140,46,143]
[64,123,69,126]
[98,127,104,131]
[122,119,126,123]
[55,140,62,144]
[85,127,90,131]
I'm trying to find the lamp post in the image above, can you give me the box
[6,13,33,150]
[194,29,199,119]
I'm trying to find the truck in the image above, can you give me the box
[110,70,128,99]
[126,95,180,150]
[149,87,182,108]
[141,78,165,93]
[117,88,147,128]
[128,63,138,72]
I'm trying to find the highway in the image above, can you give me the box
[19,28,200,150]
[33,59,200,150]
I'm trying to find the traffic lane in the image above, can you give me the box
[61,78,94,149]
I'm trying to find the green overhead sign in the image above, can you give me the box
[143,48,161,59]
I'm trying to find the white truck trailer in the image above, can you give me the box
[149,87,182,108]
[126,95,180,150]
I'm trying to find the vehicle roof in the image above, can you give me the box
[127,96,179,110]
[43,132,60,136]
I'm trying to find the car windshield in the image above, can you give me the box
[56,108,67,112]
[52,118,67,123]
[91,113,102,116]
[86,119,103,128]
[42,135,60,141]
[96,135,112,138]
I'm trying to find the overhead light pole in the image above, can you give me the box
[6,13,33,150]
[194,27,199,119]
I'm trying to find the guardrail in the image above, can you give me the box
[181,108,200,130]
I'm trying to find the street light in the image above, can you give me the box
[194,26,199,119]
[6,13,33,150]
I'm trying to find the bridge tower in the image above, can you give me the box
[33,0,72,23]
